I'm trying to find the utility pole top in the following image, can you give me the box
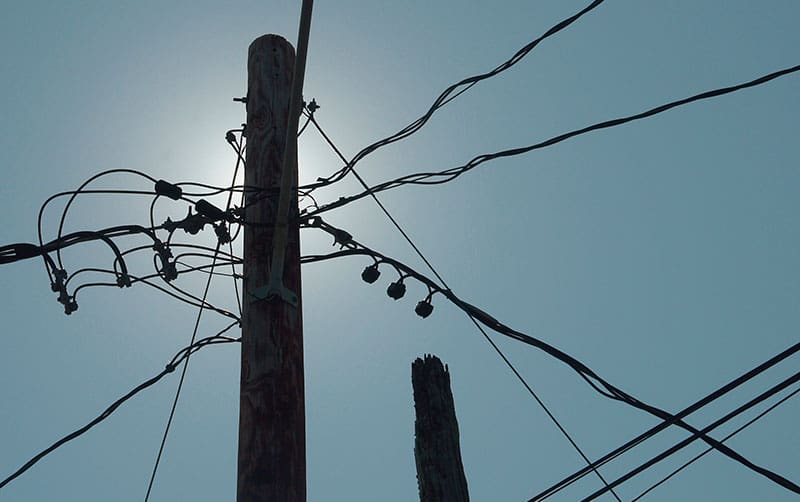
[413,354,470,502]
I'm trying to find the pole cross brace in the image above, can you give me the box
[248,276,298,307]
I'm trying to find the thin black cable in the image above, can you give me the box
[303,0,606,191]
[0,325,239,491]
[631,384,800,501]
[583,371,800,501]
[529,340,800,500]
[303,121,622,498]
[308,63,800,217]
[298,235,800,495]
[145,128,246,500]
[69,269,240,322]
[225,130,246,318]
[143,243,222,501]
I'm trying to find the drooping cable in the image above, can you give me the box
[300,115,622,499]
[297,232,800,496]
[0,324,239,491]
[631,384,800,501]
[144,131,246,500]
[308,63,800,217]
[529,340,800,500]
[304,0,607,191]
[583,371,800,501]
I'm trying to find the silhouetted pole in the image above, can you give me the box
[412,355,470,502]
[237,5,311,496]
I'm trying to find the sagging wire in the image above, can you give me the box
[298,218,800,496]
[302,0,607,193]
[307,62,800,218]
[630,384,800,501]
[0,322,240,491]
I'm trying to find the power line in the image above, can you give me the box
[144,131,247,500]
[583,371,800,501]
[297,234,800,496]
[306,113,621,499]
[631,384,800,501]
[307,62,800,217]
[529,340,800,500]
[303,0,607,192]
[0,326,239,491]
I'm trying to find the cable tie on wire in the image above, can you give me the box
[116,274,132,288]
[153,241,178,282]
[181,208,207,235]
[164,363,176,373]
[195,199,227,221]
[214,222,232,245]
[331,228,352,249]
[154,180,183,201]
[50,268,67,293]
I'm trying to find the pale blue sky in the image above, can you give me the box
[1,1,799,501]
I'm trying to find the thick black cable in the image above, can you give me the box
[143,243,221,501]
[529,340,800,500]
[308,63,800,217]
[300,177,622,502]
[47,170,157,268]
[145,128,246,500]
[0,325,239,491]
[69,269,240,322]
[583,371,800,501]
[303,0,606,191]
[298,235,800,495]
[631,384,800,501]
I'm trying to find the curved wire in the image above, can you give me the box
[583,372,800,501]
[299,222,800,494]
[631,385,800,501]
[307,62,800,217]
[0,324,239,491]
[302,0,607,192]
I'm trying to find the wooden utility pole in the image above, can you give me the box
[412,355,470,502]
[238,0,313,494]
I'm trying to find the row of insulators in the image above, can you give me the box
[361,264,434,318]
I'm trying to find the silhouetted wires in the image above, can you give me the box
[530,341,800,500]
[0,323,240,491]
[307,62,800,217]
[630,385,800,502]
[144,127,247,500]
[299,220,800,496]
[583,372,800,501]
[303,112,622,498]
[302,0,607,193]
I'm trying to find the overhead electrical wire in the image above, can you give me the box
[631,385,800,501]
[307,209,621,496]
[298,223,800,496]
[0,325,240,491]
[583,371,800,501]
[306,62,800,218]
[304,111,621,499]
[529,340,800,500]
[302,0,607,192]
[144,128,247,501]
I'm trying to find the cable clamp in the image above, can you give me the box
[248,275,298,307]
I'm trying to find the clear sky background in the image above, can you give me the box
[1,1,799,501]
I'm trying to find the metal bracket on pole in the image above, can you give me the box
[247,276,298,307]
[264,0,312,311]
